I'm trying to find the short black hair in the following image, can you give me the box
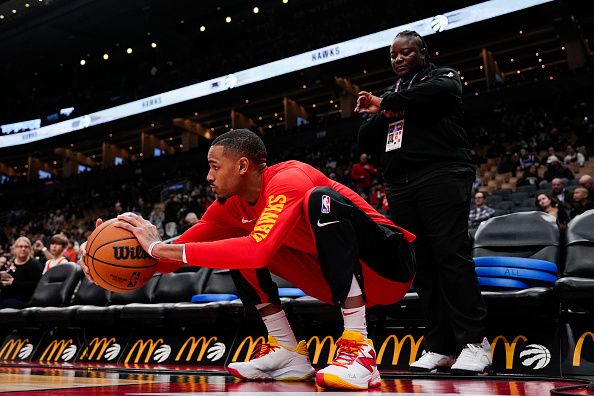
[475,192,486,199]
[211,129,267,164]
[395,30,430,60]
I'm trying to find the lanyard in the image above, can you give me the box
[395,72,420,92]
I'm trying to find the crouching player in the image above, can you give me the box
[81,129,416,390]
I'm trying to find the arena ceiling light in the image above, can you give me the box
[0,0,554,149]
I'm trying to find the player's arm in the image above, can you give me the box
[124,201,246,272]
[154,170,310,269]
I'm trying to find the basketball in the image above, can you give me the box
[83,218,158,292]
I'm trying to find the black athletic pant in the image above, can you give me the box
[231,186,415,307]
[385,171,487,355]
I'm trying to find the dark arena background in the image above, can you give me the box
[1,0,594,394]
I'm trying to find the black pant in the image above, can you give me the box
[232,186,415,307]
[386,171,487,354]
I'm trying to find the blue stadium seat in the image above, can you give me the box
[478,277,529,290]
[474,256,557,273]
[473,211,560,315]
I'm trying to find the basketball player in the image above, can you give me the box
[80,129,415,390]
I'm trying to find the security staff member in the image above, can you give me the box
[355,30,491,374]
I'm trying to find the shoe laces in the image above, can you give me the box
[332,339,365,367]
[458,343,482,361]
[250,343,279,360]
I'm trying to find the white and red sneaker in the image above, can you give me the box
[315,330,382,390]
[226,336,315,381]
[450,337,492,375]
[410,351,456,372]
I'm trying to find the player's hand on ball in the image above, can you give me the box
[115,212,161,254]
[78,218,103,284]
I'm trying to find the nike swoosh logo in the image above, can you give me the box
[242,218,256,224]
[317,220,340,227]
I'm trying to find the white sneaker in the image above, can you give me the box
[226,336,315,381]
[315,330,382,390]
[410,351,456,372]
[450,337,492,375]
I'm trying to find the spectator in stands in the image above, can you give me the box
[535,193,569,228]
[577,145,589,162]
[517,163,542,187]
[517,148,539,171]
[355,30,490,375]
[81,129,416,390]
[108,201,124,219]
[164,194,182,237]
[542,147,559,164]
[43,233,69,274]
[569,187,594,219]
[550,178,572,208]
[131,196,151,218]
[579,174,594,197]
[148,203,165,238]
[543,156,574,183]
[350,153,378,198]
[32,239,53,261]
[497,152,516,175]
[63,240,77,263]
[0,237,43,309]
[564,145,585,167]
[180,212,199,233]
[468,192,495,229]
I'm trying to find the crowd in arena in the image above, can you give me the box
[1,96,593,306]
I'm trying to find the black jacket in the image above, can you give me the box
[358,64,473,184]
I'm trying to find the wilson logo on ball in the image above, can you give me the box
[112,246,149,260]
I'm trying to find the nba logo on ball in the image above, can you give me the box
[321,195,331,214]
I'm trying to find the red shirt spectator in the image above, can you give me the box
[351,153,378,196]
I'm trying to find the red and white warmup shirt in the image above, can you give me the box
[156,160,415,306]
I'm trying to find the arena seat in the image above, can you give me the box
[473,211,560,262]
[2,263,83,327]
[71,277,109,306]
[510,191,530,207]
[118,269,210,326]
[74,274,161,327]
[486,195,503,207]
[32,271,107,326]
[555,209,594,312]
[495,201,515,213]
[169,269,240,326]
[494,189,512,200]
[472,211,560,316]
[517,184,537,196]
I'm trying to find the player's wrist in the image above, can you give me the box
[148,240,163,258]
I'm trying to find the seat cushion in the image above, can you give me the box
[555,277,594,301]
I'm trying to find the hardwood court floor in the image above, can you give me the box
[0,366,591,395]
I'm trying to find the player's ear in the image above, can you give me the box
[238,157,250,175]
